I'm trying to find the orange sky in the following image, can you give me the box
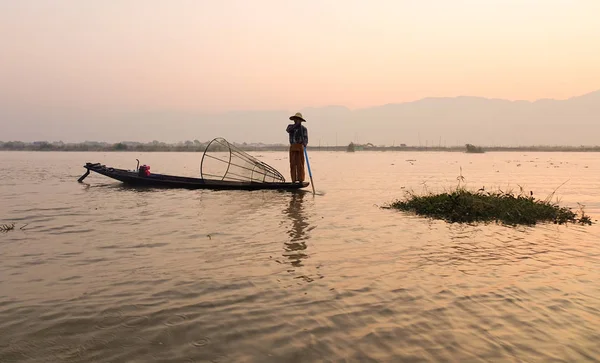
[1,0,599,113]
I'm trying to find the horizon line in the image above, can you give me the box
[2,140,600,149]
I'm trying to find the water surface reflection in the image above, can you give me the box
[283,192,310,267]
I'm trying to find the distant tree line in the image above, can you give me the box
[1,140,599,152]
[465,144,485,153]
[0,140,287,152]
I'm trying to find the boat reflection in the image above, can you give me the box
[283,191,310,267]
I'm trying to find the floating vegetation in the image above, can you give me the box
[0,223,29,232]
[1,223,15,232]
[386,170,592,226]
[387,188,592,226]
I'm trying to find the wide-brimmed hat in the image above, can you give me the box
[289,112,306,122]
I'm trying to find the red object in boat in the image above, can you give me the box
[139,165,150,176]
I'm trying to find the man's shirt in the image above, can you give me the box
[286,124,308,145]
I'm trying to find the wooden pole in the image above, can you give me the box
[304,146,316,195]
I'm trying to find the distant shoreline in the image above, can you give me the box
[1,141,600,153]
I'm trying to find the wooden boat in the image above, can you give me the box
[78,162,309,190]
[77,138,310,191]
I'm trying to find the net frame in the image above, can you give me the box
[200,138,286,183]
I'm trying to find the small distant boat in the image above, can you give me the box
[78,138,309,191]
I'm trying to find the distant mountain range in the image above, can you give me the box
[295,89,600,147]
[2,90,599,146]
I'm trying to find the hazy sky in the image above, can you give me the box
[1,0,599,116]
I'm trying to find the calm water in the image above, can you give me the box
[1,151,600,362]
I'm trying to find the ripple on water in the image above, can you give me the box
[129,242,170,249]
[2,151,600,362]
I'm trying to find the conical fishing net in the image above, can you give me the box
[200,138,286,183]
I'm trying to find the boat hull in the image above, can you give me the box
[81,163,309,191]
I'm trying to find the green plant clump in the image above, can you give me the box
[1,223,15,232]
[389,188,592,226]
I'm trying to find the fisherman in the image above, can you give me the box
[286,112,308,183]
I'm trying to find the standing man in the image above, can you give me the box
[286,112,308,183]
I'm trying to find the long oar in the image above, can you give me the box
[304,146,316,195]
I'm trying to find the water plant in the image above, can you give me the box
[386,172,593,226]
[1,223,15,232]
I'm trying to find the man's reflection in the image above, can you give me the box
[283,191,309,267]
